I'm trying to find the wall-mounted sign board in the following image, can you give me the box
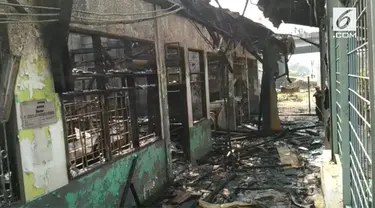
[20,100,57,129]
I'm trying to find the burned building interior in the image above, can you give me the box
[65,32,161,177]
[0,0,336,207]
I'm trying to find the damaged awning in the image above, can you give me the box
[257,0,326,28]
[148,0,295,62]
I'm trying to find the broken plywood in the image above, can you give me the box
[277,145,300,168]
[171,191,192,204]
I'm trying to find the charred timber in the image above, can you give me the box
[147,0,292,63]
[257,0,326,27]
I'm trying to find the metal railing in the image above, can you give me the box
[328,0,375,206]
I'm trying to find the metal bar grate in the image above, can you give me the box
[346,0,372,206]
[65,33,160,178]
[107,89,131,155]
[0,123,18,207]
[329,0,375,205]
[63,93,108,177]
[335,36,343,156]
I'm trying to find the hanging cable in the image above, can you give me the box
[0,5,180,20]
[71,7,183,25]
[242,0,249,16]
[0,12,60,17]
[71,7,181,21]
[189,20,215,49]
[0,2,180,19]
[72,4,178,17]
[0,19,59,24]
[0,1,60,10]
[214,0,223,9]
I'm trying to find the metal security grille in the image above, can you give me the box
[65,33,160,178]
[329,0,375,206]
[347,1,372,207]
[334,36,343,157]
[0,123,18,207]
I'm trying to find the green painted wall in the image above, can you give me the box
[22,140,168,208]
[189,119,212,162]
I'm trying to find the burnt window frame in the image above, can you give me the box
[187,49,208,123]
[63,32,161,179]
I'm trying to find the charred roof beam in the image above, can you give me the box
[257,0,325,28]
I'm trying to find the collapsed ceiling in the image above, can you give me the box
[149,0,295,62]
[257,0,326,28]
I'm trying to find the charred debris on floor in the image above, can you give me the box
[135,1,321,207]
[144,119,325,208]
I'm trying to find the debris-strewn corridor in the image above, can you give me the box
[0,0,372,207]
[148,116,325,207]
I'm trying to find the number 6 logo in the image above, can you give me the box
[336,9,351,29]
[333,7,356,32]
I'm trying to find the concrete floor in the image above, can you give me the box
[321,150,343,208]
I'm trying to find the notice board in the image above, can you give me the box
[20,100,57,129]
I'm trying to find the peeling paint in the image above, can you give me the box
[65,193,78,208]
[18,123,68,201]
[15,56,56,102]
[189,119,213,162]
[23,173,47,202]
[23,141,168,208]
[17,70,46,100]
[8,0,216,206]
[44,127,52,143]
[61,142,166,207]
[8,21,69,202]
[18,129,35,142]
